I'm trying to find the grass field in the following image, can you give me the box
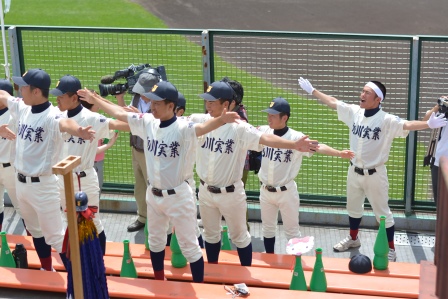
[0,0,433,203]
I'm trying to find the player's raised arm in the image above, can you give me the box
[77,88,129,123]
[109,119,131,132]
[403,111,447,131]
[298,77,339,110]
[259,133,319,153]
[59,118,95,142]
[194,108,239,137]
[0,90,10,107]
[316,143,354,159]
[0,124,16,140]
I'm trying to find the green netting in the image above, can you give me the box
[3,27,446,209]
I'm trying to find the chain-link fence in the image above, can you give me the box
[5,26,446,210]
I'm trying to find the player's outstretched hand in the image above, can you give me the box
[0,124,16,140]
[298,77,315,95]
[220,108,239,124]
[295,135,319,152]
[77,88,95,104]
[427,112,447,129]
[78,125,96,142]
[339,150,355,159]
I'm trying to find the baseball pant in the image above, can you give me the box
[132,147,148,223]
[0,163,19,215]
[17,174,65,253]
[198,180,251,248]
[146,181,202,263]
[346,164,395,228]
[58,167,104,234]
[260,180,301,241]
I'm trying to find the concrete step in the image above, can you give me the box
[95,192,437,232]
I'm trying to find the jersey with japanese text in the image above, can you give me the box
[127,113,197,190]
[7,97,64,176]
[188,113,262,187]
[337,101,408,168]
[59,106,111,171]
[257,125,311,187]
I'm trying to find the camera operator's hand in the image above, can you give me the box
[298,77,315,95]
[114,92,126,107]
[427,112,447,129]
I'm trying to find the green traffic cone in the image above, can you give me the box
[0,232,16,268]
[144,219,150,251]
[221,226,232,250]
[289,255,307,291]
[120,240,138,278]
[170,229,187,268]
[373,215,389,270]
[310,248,327,292]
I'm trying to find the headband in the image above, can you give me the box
[365,82,384,102]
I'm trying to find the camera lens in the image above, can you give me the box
[98,83,128,97]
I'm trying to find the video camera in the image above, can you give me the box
[98,63,167,97]
[437,97,448,117]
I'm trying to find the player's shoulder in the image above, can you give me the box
[257,125,271,133]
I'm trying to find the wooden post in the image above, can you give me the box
[52,155,84,299]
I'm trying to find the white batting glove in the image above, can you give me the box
[427,112,447,129]
[298,77,315,95]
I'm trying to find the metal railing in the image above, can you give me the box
[5,25,448,212]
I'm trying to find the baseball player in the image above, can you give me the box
[188,81,319,266]
[120,88,203,247]
[51,75,129,255]
[258,97,354,253]
[298,77,447,261]
[0,80,20,233]
[0,69,95,271]
[78,81,239,283]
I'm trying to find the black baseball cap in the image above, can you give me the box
[142,81,178,104]
[262,97,290,116]
[50,75,82,96]
[0,79,13,95]
[177,92,186,108]
[348,254,372,274]
[199,81,234,101]
[12,68,51,91]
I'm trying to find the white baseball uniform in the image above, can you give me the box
[57,105,111,234]
[257,125,312,241]
[188,113,262,248]
[127,112,202,263]
[0,107,19,217]
[8,97,66,253]
[337,101,409,228]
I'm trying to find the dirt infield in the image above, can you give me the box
[133,0,448,36]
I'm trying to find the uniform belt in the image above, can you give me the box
[350,161,376,176]
[260,182,287,192]
[17,173,40,183]
[200,179,235,194]
[78,171,87,178]
[151,187,176,197]
[1,163,11,168]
